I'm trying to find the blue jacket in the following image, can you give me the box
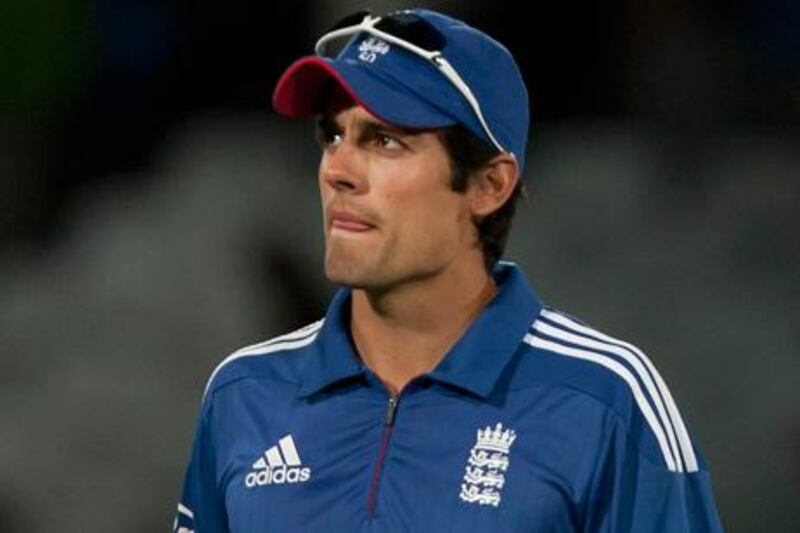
[174,262,723,532]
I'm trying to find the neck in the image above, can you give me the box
[350,261,497,395]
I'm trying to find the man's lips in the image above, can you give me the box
[329,211,376,232]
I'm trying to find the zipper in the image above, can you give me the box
[385,395,399,425]
[367,394,400,518]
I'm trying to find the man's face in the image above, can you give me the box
[317,89,477,292]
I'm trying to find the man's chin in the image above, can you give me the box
[325,258,397,292]
[324,258,370,288]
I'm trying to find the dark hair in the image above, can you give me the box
[437,126,525,273]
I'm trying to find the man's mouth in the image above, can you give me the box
[332,220,373,232]
[329,210,376,233]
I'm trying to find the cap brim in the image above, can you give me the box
[272,56,365,118]
[272,56,457,130]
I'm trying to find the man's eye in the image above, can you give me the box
[375,133,402,150]
[318,130,343,148]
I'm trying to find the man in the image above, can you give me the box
[174,9,723,532]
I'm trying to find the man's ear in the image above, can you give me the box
[467,154,520,218]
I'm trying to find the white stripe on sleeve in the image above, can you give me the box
[524,333,678,472]
[533,319,684,472]
[540,310,698,472]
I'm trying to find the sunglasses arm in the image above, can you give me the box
[315,15,383,55]
[431,56,508,154]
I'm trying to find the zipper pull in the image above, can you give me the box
[385,396,399,426]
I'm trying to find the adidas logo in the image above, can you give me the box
[245,434,312,488]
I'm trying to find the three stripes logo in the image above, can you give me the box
[245,434,311,488]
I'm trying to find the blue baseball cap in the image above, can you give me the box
[272,9,530,172]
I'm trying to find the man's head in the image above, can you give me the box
[272,9,529,286]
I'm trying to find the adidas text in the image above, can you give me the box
[245,465,311,488]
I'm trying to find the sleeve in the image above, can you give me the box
[583,414,724,533]
[173,398,229,533]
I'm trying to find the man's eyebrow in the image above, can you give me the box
[315,116,339,147]
[359,118,414,136]
[317,114,417,137]
[316,116,337,135]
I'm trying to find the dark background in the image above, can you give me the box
[1,0,798,530]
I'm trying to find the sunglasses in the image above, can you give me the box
[314,10,510,157]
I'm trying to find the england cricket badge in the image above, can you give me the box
[459,422,517,507]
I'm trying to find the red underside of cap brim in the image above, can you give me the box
[272,56,372,118]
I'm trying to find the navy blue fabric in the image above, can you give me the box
[174,263,723,532]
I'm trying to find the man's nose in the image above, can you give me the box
[320,141,368,194]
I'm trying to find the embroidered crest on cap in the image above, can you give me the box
[358,37,390,63]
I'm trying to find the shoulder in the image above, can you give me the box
[203,319,324,399]
[518,306,701,473]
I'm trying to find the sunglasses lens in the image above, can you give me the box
[375,12,445,51]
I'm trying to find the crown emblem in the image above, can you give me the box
[459,422,518,507]
[475,423,517,454]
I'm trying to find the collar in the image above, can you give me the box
[298,262,542,399]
